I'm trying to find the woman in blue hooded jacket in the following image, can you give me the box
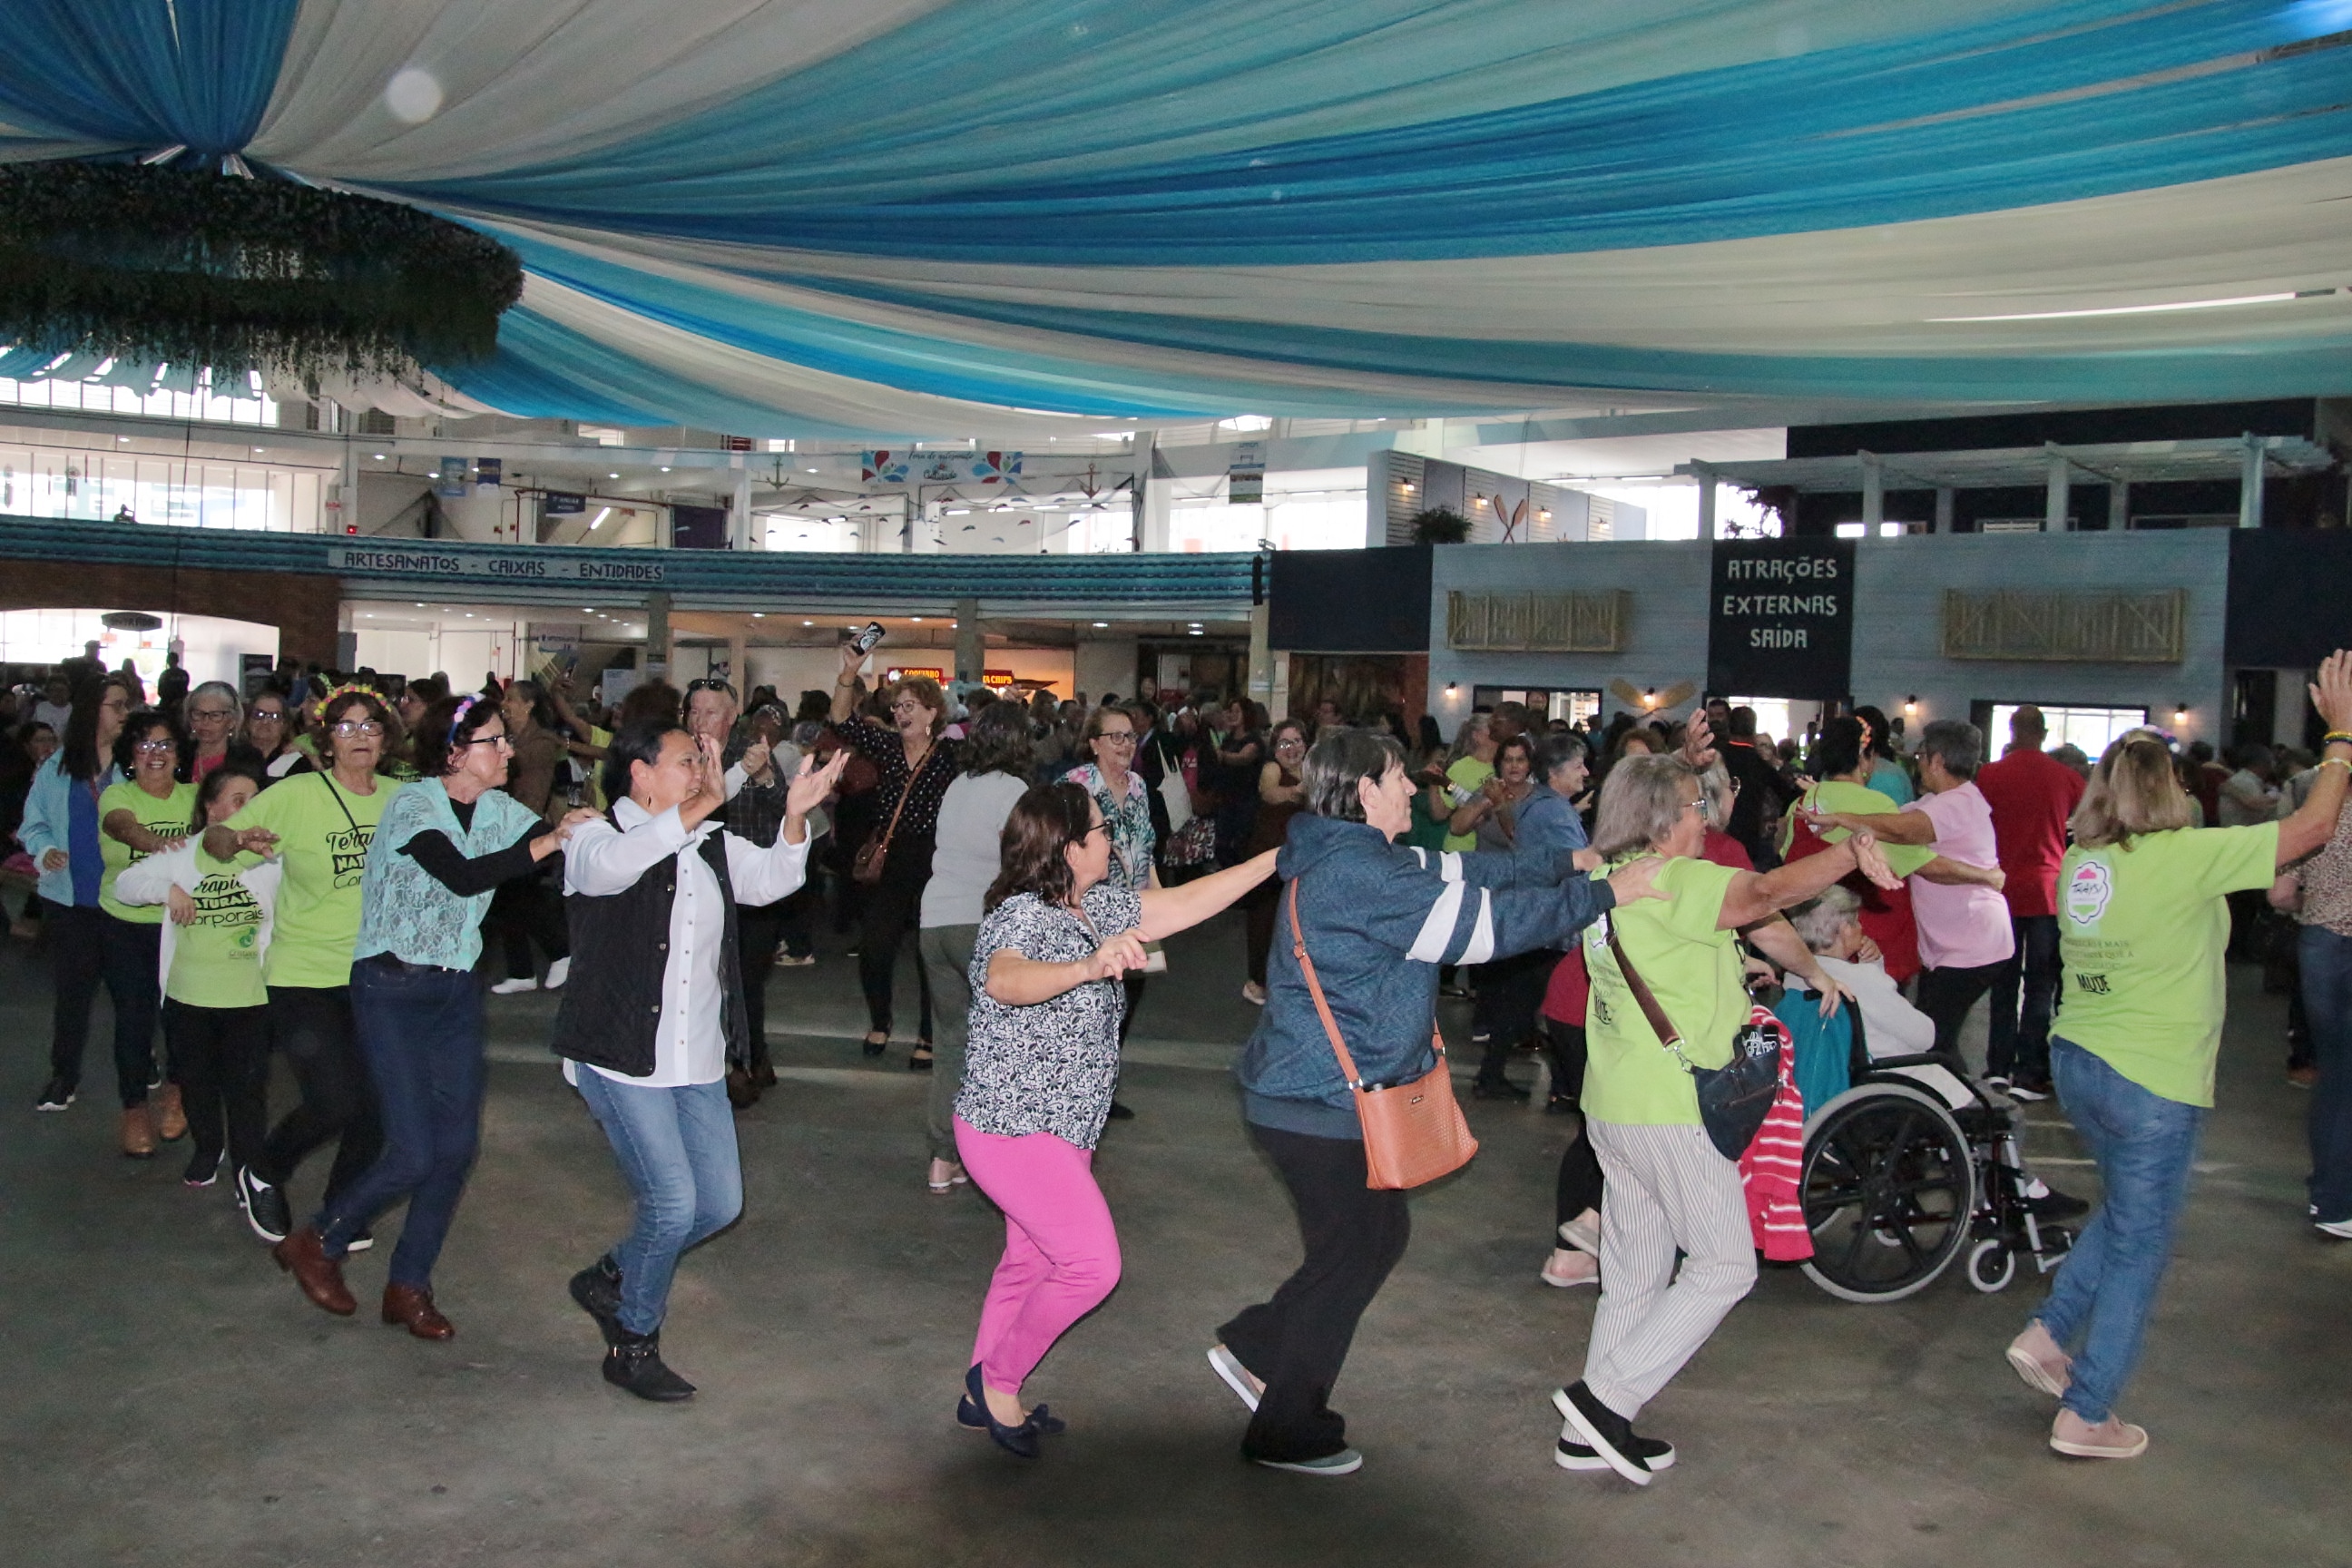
[1206,728,1664,1476]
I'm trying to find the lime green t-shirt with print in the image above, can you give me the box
[2056,823,2278,1107]
[1442,756,1494,854]
[170,850,270,1009]
[1782,779,1935,878]
[224,770,403,989]
[1580,855,1742,1125]
[98,779,196,924]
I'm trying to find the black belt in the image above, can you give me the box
[358,952,468,977]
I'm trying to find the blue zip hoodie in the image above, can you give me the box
[1236,811,1619,1139]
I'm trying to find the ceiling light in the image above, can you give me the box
[751,612,764,619]
[803,621,814,627]
[588,506,612,530]
[374,454,387,460]
[1929,292,2305,324]
[659,466,671,472]
[608,472,620,479]
[911,616,924,622]
[118,435,129,441]
[1092,621,1109,628]
[583,607,596,613]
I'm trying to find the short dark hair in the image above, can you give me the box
[1533,730,1588,782]
[1812,715,1867,779]
[1494,731,1536,773]
[986,781,1093,913]
[960,699,1035,779]
[602,718,686,807]
[415,693,505,779]
[1916,720,1984,781]
[318,689,403,775]
[1302,729,1404,822]
[113,708,182,776]
[1726,705,1759,740]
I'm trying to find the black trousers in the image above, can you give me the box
[1217,1123,1411,1463]
[1545,1020,1605,1237]
[1471,949,1555,1086]
[1542,1017,1588,1110]
[858,858,934,1040]
[164,999,270,1171]
[47,901,165,1105]
[488,866,568,981]
[254,984,381,1208]
[736,901,785,1073]
[98,914,164,1107]
[1986,914,2061,1083]
[1916,959,2008,1060]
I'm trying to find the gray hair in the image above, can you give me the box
[1700,760,1735,818]
[1916,719,1984,781]
[186,681,241,720]
[1303,729,1404,823]
[1532,730,1588,785]
[1449,712,1490,765]
[1592,753,1699,858]
[1788,887,1861,953]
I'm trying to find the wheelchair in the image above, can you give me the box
[1791,1007,2076,1304]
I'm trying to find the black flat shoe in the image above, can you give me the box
[957,1365,1065,1435]
[963,1363,1054,1457]
[1472,1080,1531,1102]
[569,1254,625,1347]
[908,1044,935,1073]
[1106,1101,1134,1121]
[1544,1095,1580,1115]
[862,1033,888,1058]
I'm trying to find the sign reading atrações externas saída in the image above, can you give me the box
[1705,538,1855,700]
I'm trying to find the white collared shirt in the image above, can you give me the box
[562,797,810,1089]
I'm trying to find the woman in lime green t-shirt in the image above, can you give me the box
[203,687,405,1253]
[96,709,196,1157]
[113,765,279,1190]
[2004,663,2352,1463]
[1557,733,1899,1485]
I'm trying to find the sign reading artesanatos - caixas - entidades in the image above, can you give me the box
[1706,538,1855,700]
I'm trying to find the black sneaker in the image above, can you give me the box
[236,1166,290,1243]
[182,1149,223,1188]
[1557,1433,1676,1472]
[1552,1382,1651,1485]
[2007,1076,2053,1102]
[603,1330,695,1402]
[345,1228,373,1254]
[569,1255,626,1346]
[34,1076,74,1112]
[2025,1187,2091,1221]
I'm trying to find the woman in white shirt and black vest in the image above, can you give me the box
[554,719,846,1401]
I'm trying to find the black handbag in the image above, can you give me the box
[1604,922,1783,1161]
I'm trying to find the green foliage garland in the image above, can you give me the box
[0,160,524,380]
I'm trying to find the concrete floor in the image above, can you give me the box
[4,908,2348,1568]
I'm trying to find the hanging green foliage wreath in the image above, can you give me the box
[0,160,524,380]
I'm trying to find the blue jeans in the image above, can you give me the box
[2298,925,2352,1222]
[2034,1037,2204,1424]
[319,960,485,1288]
[572,1072,742,1336]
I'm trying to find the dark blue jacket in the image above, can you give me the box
[1236,811,1617,1138]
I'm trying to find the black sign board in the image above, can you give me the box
[1706,538,1855,699]
[543,490,585,515]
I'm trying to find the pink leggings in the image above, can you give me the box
[955,1118,1123,1396]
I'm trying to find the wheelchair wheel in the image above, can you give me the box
[1798,1083,1975,1303]
[1965,1238,2017,1294]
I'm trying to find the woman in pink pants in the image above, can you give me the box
[955,781,1274,1458]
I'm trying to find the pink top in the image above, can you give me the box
[1903,781,2015,970]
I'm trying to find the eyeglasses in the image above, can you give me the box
[456,732,512,750]
[687,679,737,699]
[188,707,234,721]
[332,720,385,738]
[132,739,177,754]
[249,710,286,723]
[1274,736,1306,749]
[1096,731,1137,747]
[1681,796,1713,820]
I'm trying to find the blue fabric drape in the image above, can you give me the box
[0,0,299,158]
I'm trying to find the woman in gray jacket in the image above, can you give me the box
[1207,729,1664,1476]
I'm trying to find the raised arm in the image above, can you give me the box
[829,642,865,724]
[1138,848,1279,940]
[2279,652,2352,864]
[1718,835,1897,930]
[1807,806,1936,846]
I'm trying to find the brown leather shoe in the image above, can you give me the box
[273,1227,357,1316]
[120,1106,157,1159]
[381,1283,456,1341]
[725,1065,760,1110]
[151,1082,187,1142]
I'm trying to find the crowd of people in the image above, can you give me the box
[5,646,2349,1482]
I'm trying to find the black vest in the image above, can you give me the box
[554,811,750,1078]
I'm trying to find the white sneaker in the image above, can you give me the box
[489,977,538,995]
[2315,1216,2352,1240]
[1240,981,1267,1006]
[1207,1344,1263,1413]
[1557,1215,1602,1256]
[543,957,571,991]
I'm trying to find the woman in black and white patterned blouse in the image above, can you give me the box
[950,781,1274,1459]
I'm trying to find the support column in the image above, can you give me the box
[1691,462,1717,538]
[1248,603,1273,703]
[2108,479,2131,531]
[1933,486,1954,534]
[2239,434,2267,529]
[730,456,753,550]
[726,632,747,691]
[2044,446,2071,532]
[645,592,671,682]
[953,597,983,686]
[1859,451,1883,528]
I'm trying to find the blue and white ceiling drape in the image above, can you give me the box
[2,0,2349,437]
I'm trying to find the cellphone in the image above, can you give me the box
[849,622,886,656]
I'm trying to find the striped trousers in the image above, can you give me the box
[1582,1120,1758,1421]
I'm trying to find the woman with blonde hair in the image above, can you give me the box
[2003,652,2352,1461]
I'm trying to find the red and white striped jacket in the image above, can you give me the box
[1738,1014,1811,1262]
